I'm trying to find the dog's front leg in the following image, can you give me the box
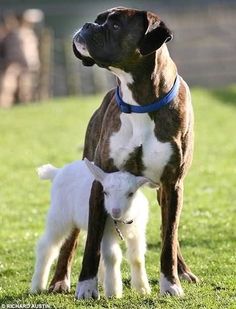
[158,185,199,285]
[75,180,107,299]
[159,181,184,296]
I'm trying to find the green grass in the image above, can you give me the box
[0,88,236,309]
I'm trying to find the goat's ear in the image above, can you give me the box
[136,176,151,188]
[84,158,107,183]
[136,176,159,189]
[139,12,173,56]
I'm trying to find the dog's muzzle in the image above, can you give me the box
[73,31,91,58]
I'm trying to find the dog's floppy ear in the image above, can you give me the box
[139,12,173,56]
[72,42,95,66]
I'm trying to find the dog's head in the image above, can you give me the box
[73,7,172,69]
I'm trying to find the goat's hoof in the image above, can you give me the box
[105,287,123,298]
[179,271,200,283]
[160,273,184,296]
[75,277,99,299]
[140,284,151,295]
[30,285,45,294]
[48,279,70,293]
[133,283,151,295]
[105,292,123,299]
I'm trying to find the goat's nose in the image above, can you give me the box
[112,208,121,216]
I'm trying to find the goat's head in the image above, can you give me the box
[84,158,150,220]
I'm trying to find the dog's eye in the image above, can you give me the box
[112,23,120,30]
[128,192,134,198]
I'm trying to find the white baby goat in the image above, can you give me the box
[31,159,151,298]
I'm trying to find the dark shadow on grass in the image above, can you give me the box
[147,242,161,250]
[179,236,235,249]
[123,278,131,287]
[123,277,159,287]
[149,278,159,285]
[210,87,236,107]
[148,237,235,251]
[0,290,72,306]
[0,269,15,277]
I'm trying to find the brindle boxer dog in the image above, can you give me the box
[49,6,199,298]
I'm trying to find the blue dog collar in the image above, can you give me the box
[115,75,180,114]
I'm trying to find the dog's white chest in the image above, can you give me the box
[109,113,173,183]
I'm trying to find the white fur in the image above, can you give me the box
[37,164,58,180]
[31,160,150,299]
[73,29,92,58]
[76,277,99,299]
[109,67,135,105]
[108,69,173,184]
[109,68,175,294]
[160,273,184,296]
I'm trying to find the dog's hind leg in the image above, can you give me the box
[177,242,199,283]
[48,228,80,293]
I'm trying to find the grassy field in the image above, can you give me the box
[0,87,236,309]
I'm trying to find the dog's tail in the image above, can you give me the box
[37,164,59,181]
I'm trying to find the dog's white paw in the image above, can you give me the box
[160,273,184,296]
[75,277,99,299]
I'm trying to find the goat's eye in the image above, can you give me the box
[112,23,120,30]
[128,192,134,198]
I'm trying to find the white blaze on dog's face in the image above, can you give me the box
[73,29,91,58]
[84,158,149,220]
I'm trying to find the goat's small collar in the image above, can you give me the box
[113,219,133,241]
[115,75,180,114]
[114,219,133,225]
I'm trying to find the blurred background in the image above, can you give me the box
[0,0,236,107]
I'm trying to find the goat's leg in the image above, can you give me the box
[48,228,80,293]
[157,188,199,284]
[75,181,107,299]
[159,181,184,296]
[126,235,151,295]
[101,236,123,298]
[31,230,66,293]
[97,258,105,285]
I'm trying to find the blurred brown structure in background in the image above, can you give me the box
[0,10,43,107]
[0,0,236,106]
